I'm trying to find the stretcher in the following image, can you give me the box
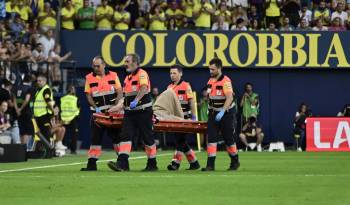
[93,113,207,134]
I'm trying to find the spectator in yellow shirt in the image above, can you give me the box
[165,0,184,26]
[193,0,215,29]
[313,1,331,26]
[182,0,198,19]
[72,0,83,12]
[95,0,114,30]
[5,0,16,12]
[38,3,57,31]
[14,1,32,22]
[6,0,18,18]
[61,0,76,30]
[113,3,130,30]
[214,1,231,24]
[265,0,282,28]
[149,4,166,30]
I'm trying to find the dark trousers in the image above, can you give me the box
[174,133,191,153]
[64,117,78,152]
[120,109,154,147]
[90,118,120,146]
[207,110,236,146]
[35,114,52,141]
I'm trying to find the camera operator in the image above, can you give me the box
[239,115,264,152]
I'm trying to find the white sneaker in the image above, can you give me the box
[56,149,66,157]
[249,144,256,150]
[297,147,302,152]
[55,141,67,150]
[257,144,262,152]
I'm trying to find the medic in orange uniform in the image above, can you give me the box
[81,56,123,171]
[201,58,240,171]
[166,64,200,171]
[107,53,158,172]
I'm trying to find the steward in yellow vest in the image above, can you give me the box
[60,85,80,154]
[33,75,55,157]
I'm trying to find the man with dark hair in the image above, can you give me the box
[170,64,183,73]
[14,74,34,144]
[77,0,96,29]
[107,53,158,171]
[166,64,200,171]
[202,58,240,171]
[32,43,47,73]
[81,56,123,171]
[312,0,330,26]
[240,82,259,124]
[294,103,312,151]
[239,116,264,152]
[151,87,159,103]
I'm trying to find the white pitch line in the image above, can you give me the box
[0,153,172,174]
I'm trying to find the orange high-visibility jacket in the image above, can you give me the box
[168,80,192,119]
[207,75,234,112]
[85,70,120,112]
[123,68,152,110]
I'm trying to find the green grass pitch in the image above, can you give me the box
[0,151,349,205]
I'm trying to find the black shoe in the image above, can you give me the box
[71,150,77,155]
[187,161,200,170]
[227,161,240,171]
[81,158,97,171]
[142,165,159,172]
[201,157,215,171]
[167,161,180,171]
[142,158,158,172]
[80,167,97,171]
[228,155,240,171]
[201,166,215,171]
[107,161,129,172]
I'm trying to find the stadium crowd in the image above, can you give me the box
[1,0,349,31]
[60,0,350,31]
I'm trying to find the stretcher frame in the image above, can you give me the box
[93,113,207,134]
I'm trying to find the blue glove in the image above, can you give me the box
[95,107,102,113]
[215,110,225,122]
[130,100,139,109]
[191,115,197,121]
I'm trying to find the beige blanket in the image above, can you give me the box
[153,88,184,121]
